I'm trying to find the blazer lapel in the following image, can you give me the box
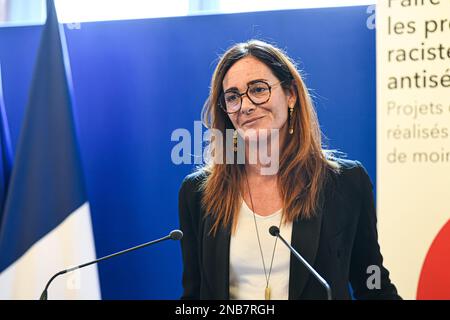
[288,186,327,300]
[203,214,231,299]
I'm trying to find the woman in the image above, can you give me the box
[178,40,401,300]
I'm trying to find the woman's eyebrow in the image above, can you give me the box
[223,87,239,94]
[223,78,269,93]
[247,78,268,85]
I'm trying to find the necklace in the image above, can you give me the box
[244,169,282,300]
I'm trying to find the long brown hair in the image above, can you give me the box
[199,40,340,235]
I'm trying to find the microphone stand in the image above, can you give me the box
[269,226,332,300]
[40,230,183,300]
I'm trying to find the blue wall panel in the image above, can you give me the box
[0,6,375,299]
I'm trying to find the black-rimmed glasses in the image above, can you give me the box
[219,80,284,114]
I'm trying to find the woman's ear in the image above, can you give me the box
[287,82,298,107]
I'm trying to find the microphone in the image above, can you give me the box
[269,226,332,300]
[39,229,183,300]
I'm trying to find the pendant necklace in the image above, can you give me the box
[244,169,282,300]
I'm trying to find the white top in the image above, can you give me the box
[229,200,293,300]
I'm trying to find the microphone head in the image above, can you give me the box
[269,226,280,237]
[169,230,183,240]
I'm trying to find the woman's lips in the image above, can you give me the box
[241,115,265,127]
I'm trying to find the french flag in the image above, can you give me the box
[0,0,101,299]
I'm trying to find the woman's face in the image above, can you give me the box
[222,56,296,137]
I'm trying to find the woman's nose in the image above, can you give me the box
[240,95,256,115]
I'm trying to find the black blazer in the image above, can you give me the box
[178,159,401,300]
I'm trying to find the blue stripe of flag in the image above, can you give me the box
[0,62,14,227]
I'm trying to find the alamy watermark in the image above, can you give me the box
[170,121,280,175]
[366,265,381,290]
[366,4,376,30]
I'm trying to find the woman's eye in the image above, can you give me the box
[225,94,239,102]
[250,86,267,94]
